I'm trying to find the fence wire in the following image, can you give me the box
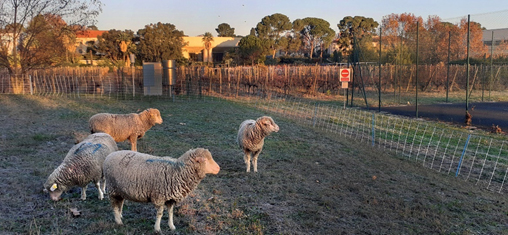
[251,92,508,194]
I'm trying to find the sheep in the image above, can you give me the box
[103,148,220,232]
[236,116,279,172]
[43,133,118,201]
[89,108,163,151]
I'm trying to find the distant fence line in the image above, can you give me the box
[1,65,508,102]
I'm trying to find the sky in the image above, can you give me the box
[96,0,508,36]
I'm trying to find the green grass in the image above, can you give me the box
[1,94,508,234]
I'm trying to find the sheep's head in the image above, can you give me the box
[257,116,279,134]
[147,108,163,125]
[189,148,220,176]
[43,182,66,201]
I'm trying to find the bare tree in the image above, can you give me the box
[0,0,102,75]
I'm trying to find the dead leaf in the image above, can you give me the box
[70,207,81,217]
[179,122,186,125]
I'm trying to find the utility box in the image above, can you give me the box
[143,62,163,95]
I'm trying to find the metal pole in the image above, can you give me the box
[344,91,347,109]
[415,21,419,118]
[131,65,135,98]
[130,53,135,98]
[466,14,470,112]
[29,75,33,95]
[350,26,356,107]
[378,27,382,112]
[490,30,494,101]
[446,31,451,102]
[398,34,402,103]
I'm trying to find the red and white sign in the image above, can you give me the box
[340,68,351,82]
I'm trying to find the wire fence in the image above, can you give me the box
[248,91,508,194]
[2,63,508,107]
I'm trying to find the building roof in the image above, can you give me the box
[76,30,107,39]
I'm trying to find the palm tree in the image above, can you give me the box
[202,32,214,63]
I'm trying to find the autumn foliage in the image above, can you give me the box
[380,13,488,65]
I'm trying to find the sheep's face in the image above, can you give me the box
[149,108,163,125]
[193,149,220,175]
[260,116,279,133]
[44,183,65,201]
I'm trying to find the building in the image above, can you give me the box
[73,31,241,64]
[75,30,107,55]
[182,36,240,63]
[483,28,508,57]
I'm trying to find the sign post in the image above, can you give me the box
[340,68,352,109]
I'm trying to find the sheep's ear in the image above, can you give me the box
[195,156,207,163]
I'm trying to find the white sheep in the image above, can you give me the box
[103,148,220,232]
[43,133,118,201]
[89,108,163,151]
[236,116,279,172]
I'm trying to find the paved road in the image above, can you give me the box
[377,102,508,132]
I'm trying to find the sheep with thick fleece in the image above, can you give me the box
[103,148,220,232]
[89,108,163,151]
[237,116,279,172]
[44,133,118,201]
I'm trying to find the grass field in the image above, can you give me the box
[1,94,507,234]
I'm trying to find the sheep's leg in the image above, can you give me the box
[243,151,251,172]
[100,178,106,195]
[80,185,88,200]
[128,135,137,151]
[110,196,124,225]
[94,181,104,200]
[252,150,262,173]
[166,201,176,230]
[154,205,164,232]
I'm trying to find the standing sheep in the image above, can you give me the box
[103,148,220,232]
[237,116,279,172]
[89,108,163,151]
[43,133,118,201]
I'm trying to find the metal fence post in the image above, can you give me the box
[372,113,375,146]
[29,75,33,95]
[456,134,471,177]
[312,103,317,127]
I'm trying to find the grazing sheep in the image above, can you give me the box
[103,148,220,232]
[89,108,163,151]
[44,133,118,201]
[237,116,279,172]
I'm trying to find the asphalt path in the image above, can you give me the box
[377,102,508,132]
